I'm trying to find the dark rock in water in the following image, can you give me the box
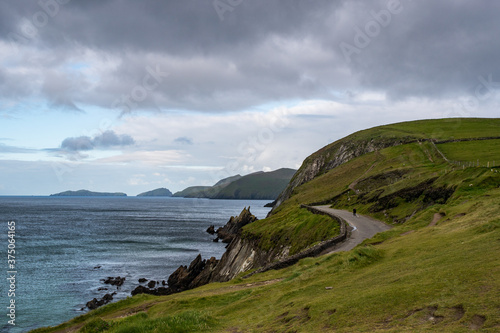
[97,287,108,291]
[86,293,115,310]
[93,265,102,269]
[162,280,166,286]
[147,280,156,288]
[206,225,216,235]
[103,276,125,286]
[213,237,219,242]
[131,285,150,296]
[264,201,276,208]
[138,278,148,283]
[216,207,257,243]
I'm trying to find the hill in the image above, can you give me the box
[50,189,127,197]
[136,188,173,197]
[173,168,296,200]
[36,118,500,332]
[214,168,297,199]
[172,186,213,198]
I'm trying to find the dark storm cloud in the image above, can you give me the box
[61,130,135,151]
[1,0,499,112]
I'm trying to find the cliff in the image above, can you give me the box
[270,136,417,213]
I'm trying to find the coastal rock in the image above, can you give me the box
[86,292,116,310]
[138,278,148,283]
[216,207,257,243]
[206,225,215,235]
[167,254,206,293]
[103,276,126,286]
[147,280,156,288]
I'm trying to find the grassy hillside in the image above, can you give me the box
[173,168,296,200]
[36,118,500,332]
[214,168,296,200]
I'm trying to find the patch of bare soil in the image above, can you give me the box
[429,212,445,227]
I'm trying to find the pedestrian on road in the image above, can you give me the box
[353,208,357,217]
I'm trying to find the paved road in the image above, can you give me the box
[313,205,392,254]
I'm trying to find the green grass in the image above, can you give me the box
[35,118,500,332]
[242,206,341,255]
[437,139,500,165]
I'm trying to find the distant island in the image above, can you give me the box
[173,168,296,200]
[137,188,173,197]
[50,190,127,197]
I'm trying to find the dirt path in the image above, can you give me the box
[313,206,392,255]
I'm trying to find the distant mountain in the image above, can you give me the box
[173,168,296,200]
[213,174,242,187]
[172,186,213,198]
[172,175,242,198]
[137,188,173,197]
[50,190,127,197]
[214,168,296,200]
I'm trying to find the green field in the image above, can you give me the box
[437,139,500,166]
[35,118,500,332]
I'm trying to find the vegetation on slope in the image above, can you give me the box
[173,168,296,200]
[36,118,500,332]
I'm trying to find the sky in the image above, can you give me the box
[0,0,499,195]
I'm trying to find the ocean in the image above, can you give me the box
[0,196,271,332]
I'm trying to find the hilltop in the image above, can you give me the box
[173,168,296,200]
[36,118,500,332]
[50,190,127,197]
[136,188,173,197]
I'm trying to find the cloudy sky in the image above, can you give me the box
[0,0,499,195]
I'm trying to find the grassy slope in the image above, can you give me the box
[215,168,296,200]
[35,118,500,332]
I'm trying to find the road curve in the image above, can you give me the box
[313,205,392,254]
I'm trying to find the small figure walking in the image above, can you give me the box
[353,208,357,217]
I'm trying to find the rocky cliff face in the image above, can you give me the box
[271,136,417,213]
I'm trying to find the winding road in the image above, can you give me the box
[313,205,392,255]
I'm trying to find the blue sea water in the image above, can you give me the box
[0,197,271,332]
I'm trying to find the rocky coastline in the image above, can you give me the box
[85,206,265,309]
[130,206,263,297]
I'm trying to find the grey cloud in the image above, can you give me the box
[0,1,499,112]
[61,136,94,151]
[61,130,135,151]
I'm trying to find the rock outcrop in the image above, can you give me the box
[215,207,257,243]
